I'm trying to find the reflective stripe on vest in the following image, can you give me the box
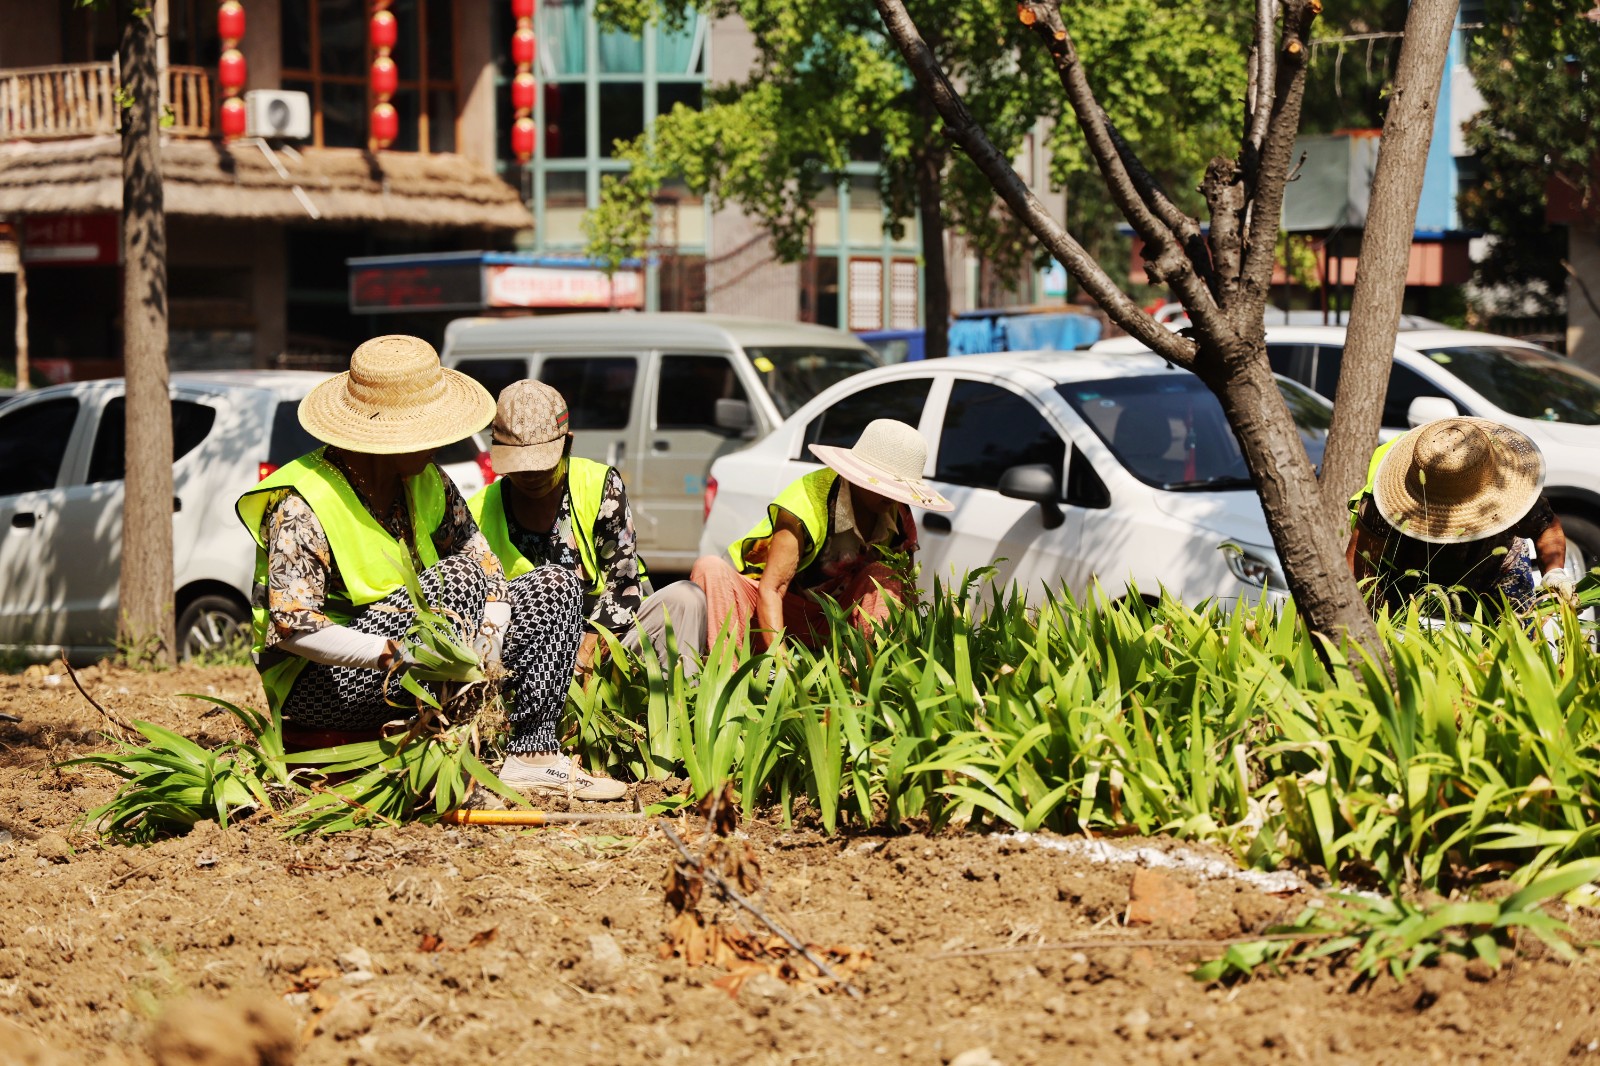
[728,468,838,577]
[235,447,447,711]
[466,458,642,597]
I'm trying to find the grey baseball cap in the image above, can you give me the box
[490,380,570,475]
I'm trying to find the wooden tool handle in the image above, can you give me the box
[440,809,549,826]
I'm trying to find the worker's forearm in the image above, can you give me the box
[1535,520,1567,574]
[754,589,787,651]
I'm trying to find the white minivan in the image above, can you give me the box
[441,313,880,571]
[0,371,490,664]
[701,351,1338,608]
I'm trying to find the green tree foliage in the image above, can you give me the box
[586,0,1248,313]
[1299,0,1410,134]
[1459,1,1600,310]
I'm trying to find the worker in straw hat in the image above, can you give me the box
[236,335,625,801]
[468,380,708,675]
[690,418,954,650]
[1345,416,1572,616]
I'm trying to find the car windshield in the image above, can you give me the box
[1419,345,1600,425]
[745,345,880,419]
[1058,374,1330,490]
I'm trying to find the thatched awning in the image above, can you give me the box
[0,136,533,232]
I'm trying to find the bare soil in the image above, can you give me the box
[4,662,1600,1065]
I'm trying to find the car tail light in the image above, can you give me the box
[257,462,277,482]
[476,450,498,485]
[703,475,718,521]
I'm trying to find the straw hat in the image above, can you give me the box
[490,380,570,474]
[298,335,496,455]
[1373,417,1545,544]
[808,419,953,512]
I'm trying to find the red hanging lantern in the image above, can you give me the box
[220,97,248,139]
[511,117,537,160]
[217,1,246,42]
[370,55,398,98]
[510,71,537,113]
[218,49,247,91]
[369,9,398,51]
[511,26,537,67]
[371,102,399,146]
[511,0,535,18]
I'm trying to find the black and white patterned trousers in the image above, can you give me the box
[280,555,585,754]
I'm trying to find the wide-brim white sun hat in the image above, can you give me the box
[808,418,953,512]
[1373,416,1545,544]
[299,335,496,455]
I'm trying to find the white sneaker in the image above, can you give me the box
[497,754,627,802]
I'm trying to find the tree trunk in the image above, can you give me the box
[13,241,26,391]
[915,143,951,360]
[119,7,176,665]
[1318,0,1460,529]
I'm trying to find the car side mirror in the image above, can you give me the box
[999,463,1065,530]
[1407,395,1458,428]
[714,398,755,437]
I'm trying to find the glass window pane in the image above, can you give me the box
[657,356,748,430]
[390,0,421,82]
[657,82,702,117]
[1382,363,1451,430]
[598,83,644,157]
[318,0,367,77]
[848,260,883,331]
[426,0,455,82]
[1311,345,1344,401]
[598,29,643,73]
[545,169,587,206]
[655,17,703,75]
[428,90,457,152]
[537,0,589,77]
[269,402,320,467]
[88,398,217,484]
[747,346,881,420]
[539,358,636,431]
[804,378,930,451]
[0,398,80,496]
[281,0,312,72]
[936,381,1065,490]
[390,88,420,152]
[1059,375,1255,490]
[1422,344,1600,425]
[451,360,529,404]
[545,82,587,159]
[321,80,368,148]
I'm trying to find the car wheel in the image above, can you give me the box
[1557,514,1600,575]
[177,595,250,662]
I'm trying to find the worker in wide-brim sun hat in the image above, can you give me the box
[1345,415,1571,616]
[690,418,952,652]
[236,335,627,801]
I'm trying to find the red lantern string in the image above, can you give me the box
[511,0,536,162]
[370,0,398,150]
[217,1,247,142]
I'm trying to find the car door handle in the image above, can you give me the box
[923,514,952,534]
[652,439,670,454]
[606,440,626,466]
[11,512,36,529]
[174,496,182,513]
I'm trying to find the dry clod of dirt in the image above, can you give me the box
[34,832,72,863]
[1126,867,1198,927]
[316,996,374,1042]
[572,932,628,993]
[146,996,297,1066]
[947,1049,1003,1066]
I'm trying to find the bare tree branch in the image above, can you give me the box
[1203,158,1247,295]
[1019,1,1226,333]
[874,0,1196,366]
[1248,0,1279,154]
[1239,0,1318,306]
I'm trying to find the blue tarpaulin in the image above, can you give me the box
[947,311,1102,356]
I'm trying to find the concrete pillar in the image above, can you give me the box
[253,226,286,368]
[244,0,281,91]
[456,0,499,173]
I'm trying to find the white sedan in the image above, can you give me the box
[701,351,1335,609]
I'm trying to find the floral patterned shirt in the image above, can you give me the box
[502,467,649,634]
[255,457,504,647]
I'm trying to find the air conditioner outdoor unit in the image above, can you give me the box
[244,89,312,140]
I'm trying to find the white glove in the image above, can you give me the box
[1542,568,1576,604]
[474,600,512,667]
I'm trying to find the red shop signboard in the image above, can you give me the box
[21,214,120,267]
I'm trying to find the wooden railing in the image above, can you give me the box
[0,62,213,141]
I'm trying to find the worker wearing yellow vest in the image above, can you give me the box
[1344,416,1571,616]
[690,419,953,651]
[236,336,626,801]
[468,380,707,676]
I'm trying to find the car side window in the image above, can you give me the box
[1065,444,1110,509]
[539,357,636,431]
[935,380,1066,491]
[657,355,749,430]
[1266,344,1315,386]
[454,358,527,399]
[803,378,931,451]
[1381,364,1450,430]
[87,398,218,484]
[0,398,80,496]
[1311,345,1345,400]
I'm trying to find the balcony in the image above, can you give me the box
[0,62,213,142]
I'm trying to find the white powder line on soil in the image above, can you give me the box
[997,832,1307,895]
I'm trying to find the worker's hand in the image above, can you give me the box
[1543,567,1577,607]
[378,638,405,674]
[474,600,512,668]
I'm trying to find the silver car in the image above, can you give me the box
[0,371,489,664]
